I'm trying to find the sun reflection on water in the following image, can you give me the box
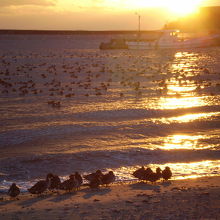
[164,160,220,180]
[158,51,202,99]
[160,112,220,123]
[167,84,197,94]
[113,160,220,182]
[158,96,205,109]
[171,51,199,76]
[161,134,205,150]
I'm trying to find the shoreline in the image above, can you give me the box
[0,176,219,219]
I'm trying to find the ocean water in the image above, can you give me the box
[0,34,220,192]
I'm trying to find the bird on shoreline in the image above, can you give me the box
[48,173,61,190]
[143,167,153,181]
[101,171,116,186]
[146,167,162,184]
[133,166,146,180]
[133,166,154,182]
[8,183,20,198]
[162,166,172,181]
[6,166,173,196]
[28,173,52,194]
[88,176,102,189]
[84,170,104,189]
[84,170,104,182]
[74,172,83,190]
[60,174,78,192]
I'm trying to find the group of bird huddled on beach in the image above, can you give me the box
[132,166,172,183]
[7,166,172,198]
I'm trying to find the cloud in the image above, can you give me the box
[0,0,57,7]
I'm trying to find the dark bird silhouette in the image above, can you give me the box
[146,167,162,184]
[48,173,61,190]
[133,166,153,181]
[83,170,104,189]
[162,166,172,181]
[156,167,162,179]
[28,173,52,194]
[60,175,78,191]
[74,172,83,189]
[101,171,116,186]
[8,183,20,198]
[133,166,146,180]
[142,167,154,181]
[89,176,102,189]
[84,170,103,182]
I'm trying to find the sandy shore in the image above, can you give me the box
[0,176,219,220]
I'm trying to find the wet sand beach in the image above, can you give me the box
[0,176,219,220]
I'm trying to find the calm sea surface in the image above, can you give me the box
[0,34,220,191]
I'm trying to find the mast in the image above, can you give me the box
[135,12,141,48]
[135,12,141,38]
[138,14,141,36]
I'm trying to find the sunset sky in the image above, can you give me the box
[0,0,219,30]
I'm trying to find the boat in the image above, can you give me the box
[99,38,128,49]
[126,29,219,49]
[99,29,219,50]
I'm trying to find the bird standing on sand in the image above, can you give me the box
[89,176,102,189]
[28,173,52,194]
[133,166,146,180]
[8,183,20,198]
[146,167,162,184]
[60,175,78,192]
[48,173,61,190]
[142,167,153,181]
[84,170,104,189]
[74,172,83,189]
[101,171,116,186]
[84,170,104,182]
[162,166,172,181]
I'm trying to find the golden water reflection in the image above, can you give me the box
[114,160,220,182]
[158,51,202,104]
[167,112,218,123]
[164,160,220,180]
[171,51,199,77]
[167,84,197,94]
[158,112,220,124]
[153,50,214,110]
[161,134,209,150]
[157,96,205,109]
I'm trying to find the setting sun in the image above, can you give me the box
[110,0,204,16]
[165,0,204,16]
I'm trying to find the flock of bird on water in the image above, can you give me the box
[7,166,172,198]
[0,54,145,104]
